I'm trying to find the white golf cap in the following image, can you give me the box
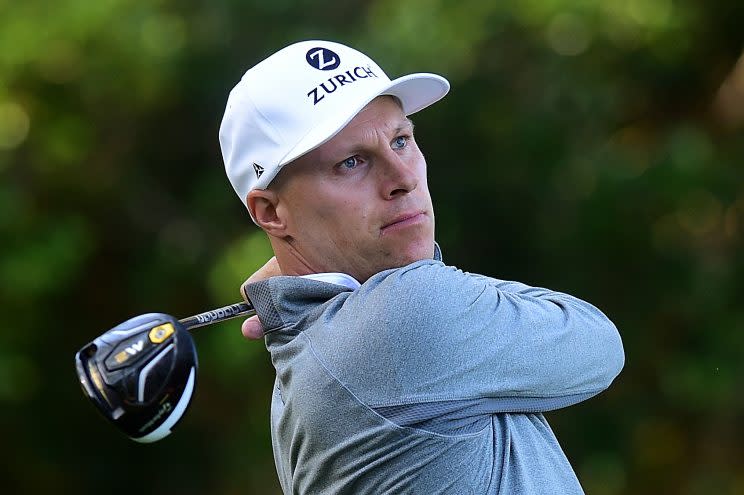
[219,40,450,210]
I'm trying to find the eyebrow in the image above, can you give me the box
[395,118,415,134]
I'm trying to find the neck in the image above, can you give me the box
[270,236,321,277]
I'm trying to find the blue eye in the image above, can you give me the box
[342,156,358,169]
[392,136,407,149]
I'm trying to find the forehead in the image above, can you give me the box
[315,97,409,152]
[341,95,408,130]
[273,96,409,185]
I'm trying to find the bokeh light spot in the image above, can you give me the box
[546,13,592,56]
[36,40,82,84]
[208,230,274,304]
[0,102,30,150]
[628,0,672,28]
[713,50,744,128]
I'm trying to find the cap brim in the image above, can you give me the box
[275,73,449,174]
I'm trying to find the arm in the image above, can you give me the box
[310,260,624,411]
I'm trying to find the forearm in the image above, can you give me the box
[477,280,625,399]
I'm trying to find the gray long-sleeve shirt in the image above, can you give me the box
[245,252,624,494]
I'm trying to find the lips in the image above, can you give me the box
[380,211,426,234]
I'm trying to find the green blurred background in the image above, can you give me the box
[1,0,743,493]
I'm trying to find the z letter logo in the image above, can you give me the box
[253,163,264,179]
[306,47,341,71]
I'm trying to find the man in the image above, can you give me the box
[219,40,624,494]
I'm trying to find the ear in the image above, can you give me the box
[247,189,287,235]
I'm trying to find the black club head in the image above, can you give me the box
[75,313,198,443]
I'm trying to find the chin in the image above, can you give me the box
[393,238,435,266]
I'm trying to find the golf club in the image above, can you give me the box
[74,301,255,443]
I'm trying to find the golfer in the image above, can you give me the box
[219,40,624,494]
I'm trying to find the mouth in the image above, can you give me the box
[380,211,426,235]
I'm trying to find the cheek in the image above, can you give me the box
[413,160,432,200]
[328,198,371,232]
[293,192,371,236]
[408,148,428,182]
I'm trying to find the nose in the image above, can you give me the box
[378,150,418,200]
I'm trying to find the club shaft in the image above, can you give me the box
[179,301,256,330]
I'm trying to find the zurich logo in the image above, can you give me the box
[306,47,341,71]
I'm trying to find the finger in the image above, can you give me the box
[241,315,265,340]
[241,257,282,293]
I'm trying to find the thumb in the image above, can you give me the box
[241,315,265,340]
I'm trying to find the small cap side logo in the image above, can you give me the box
[253,163,264,179]
[306,47,341,71]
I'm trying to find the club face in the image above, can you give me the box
[75,313,198,443]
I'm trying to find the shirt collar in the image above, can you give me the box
[300,272,361,290]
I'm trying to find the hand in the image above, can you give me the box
[240,257,282,340]
[241,316,264,340]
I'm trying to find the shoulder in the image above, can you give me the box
[365,259,475,296]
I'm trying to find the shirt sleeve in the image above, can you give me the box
[308,260,625,413]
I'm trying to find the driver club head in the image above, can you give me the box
[75,313,198,443]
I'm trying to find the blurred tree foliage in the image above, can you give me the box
[1,0,742,493]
